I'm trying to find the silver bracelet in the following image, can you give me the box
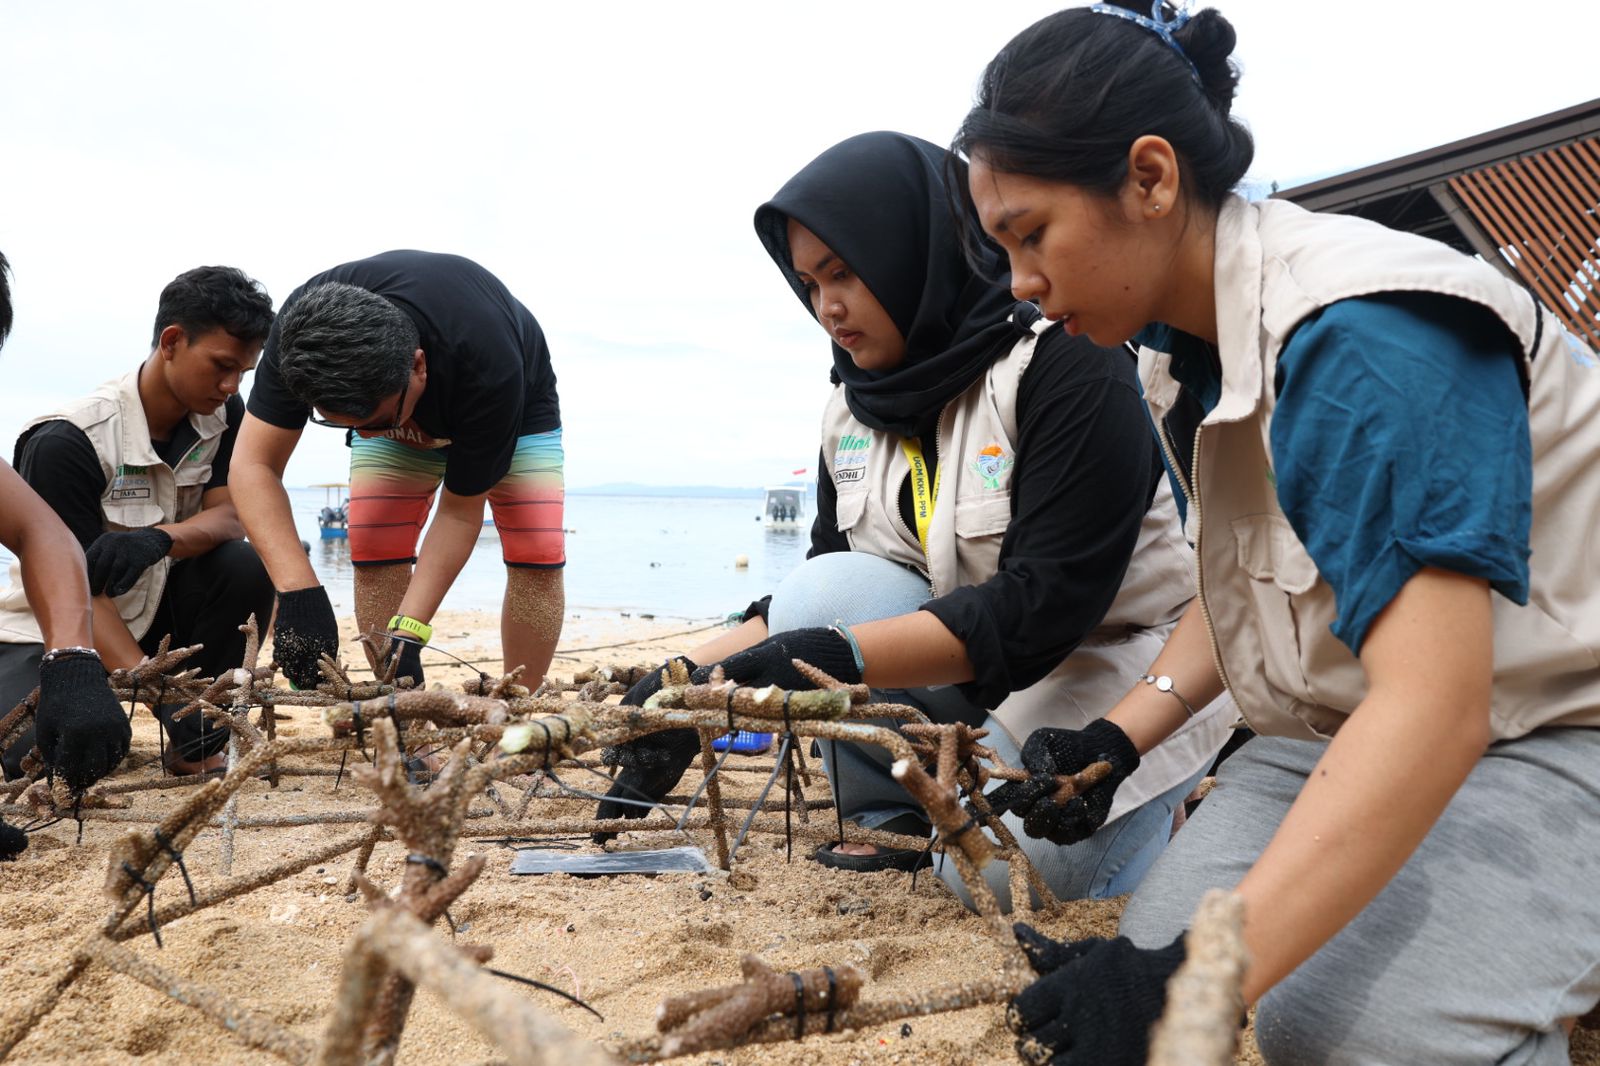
[1141,673,1197,717]
[42,646,101,664]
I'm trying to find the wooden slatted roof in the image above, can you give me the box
[1276,99,1600,349]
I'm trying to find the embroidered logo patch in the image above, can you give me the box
[110,464,153,501]
[969,444,1013,490]
[834,433,870,484]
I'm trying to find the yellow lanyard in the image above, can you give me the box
[900,439,942,552]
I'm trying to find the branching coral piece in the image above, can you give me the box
[1147,890,1249,1066]
[655,954,863,1058]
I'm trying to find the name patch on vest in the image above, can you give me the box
[969,444,1013,490]
[110,464,153,500]
[834,433,870,484]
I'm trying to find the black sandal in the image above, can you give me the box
[811,842,929,873]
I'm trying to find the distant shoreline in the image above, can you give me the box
[292,483,814,500]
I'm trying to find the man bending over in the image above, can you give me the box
[232,250,565,692]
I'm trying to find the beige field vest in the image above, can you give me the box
[822,316,1234,819]
[0,369,228,644]
[1139,196,1600,742]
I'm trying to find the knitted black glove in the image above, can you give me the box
[1006,925,1186,1066]
[713,626,861,690]
[985,718,1139,845]
[272,586,340,690]
[380,635,425,689]
[593,656,699,844]
[35,652,132,793]
[0,819,25,860]
[85,527,173,598]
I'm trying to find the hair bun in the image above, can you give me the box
[1174,8,1242,114]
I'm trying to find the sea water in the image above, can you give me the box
[291,488,810,622]
[0,490,814,626]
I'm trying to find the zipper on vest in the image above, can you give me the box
[1161,419,1233,699]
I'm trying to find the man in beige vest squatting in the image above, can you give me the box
[0,266,277,781]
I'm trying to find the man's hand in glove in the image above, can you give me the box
[85,527,172,598]
[35,649,132,793]
[272,586,340,690]
[1006,924,1186,1066]
[380,635,425,689]
[712,626,861,691]
[985,718,1139,845]
[593,656,700,844]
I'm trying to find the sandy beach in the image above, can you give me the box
[1,608,1594,1065]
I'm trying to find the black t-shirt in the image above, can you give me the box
[809,327,1163,708]
[13,395,243,550]
[246,250,560,496]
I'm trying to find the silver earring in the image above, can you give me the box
[1153,203,1162,212]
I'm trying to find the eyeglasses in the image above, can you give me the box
[308,374,410,431]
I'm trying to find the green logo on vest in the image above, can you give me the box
[834,433,870,484]
[115,464,148,476]
[185,443,207,463]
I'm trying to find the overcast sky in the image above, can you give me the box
[1,1,1591,489]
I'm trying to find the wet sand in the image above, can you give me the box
[1,609,1594,1064]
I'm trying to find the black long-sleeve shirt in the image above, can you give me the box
[809,328,1163,708]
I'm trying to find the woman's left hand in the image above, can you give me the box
[708,627,861,690]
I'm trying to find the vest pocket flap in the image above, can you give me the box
[955,493,1012,539]
[106,502,166,531]
[1230,513,1318,594]
[834,489,869,532]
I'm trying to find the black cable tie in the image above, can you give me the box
[790,971,807,1038]
[153,828,196,905]
[534,719,554,771]
[350,700,367,752]
[121,860,163,948]
[725,687,737,734]
[782,689,793,732]
[126,677,140,722]
[939,814,979,843]
[405,852,449,878]
[823,966,839,1033]
[485,967,605,1020]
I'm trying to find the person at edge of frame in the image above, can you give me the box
[952,3,1600,1064]
[0,253,134,858]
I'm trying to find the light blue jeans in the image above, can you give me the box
[768,551,1202,910]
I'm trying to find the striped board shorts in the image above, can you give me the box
[347,428,565,568]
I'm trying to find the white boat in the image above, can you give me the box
[761,486,805,527]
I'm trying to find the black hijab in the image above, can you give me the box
[754,131,1035,438]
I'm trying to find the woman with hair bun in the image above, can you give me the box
[958,3,1600,1063]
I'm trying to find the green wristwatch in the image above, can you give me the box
[386,614,433,645]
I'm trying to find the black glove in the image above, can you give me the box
[85,527,173,598]
[380,635,425,689]
[712,626,861,691]
[985,718,1139,845]
[0,819,25,860]
[593,656,699,844]
[1007,924,1186,1066]
[272,586,340,690]
[35,651,132,793]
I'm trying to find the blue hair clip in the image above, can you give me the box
[1089,1,1203,86]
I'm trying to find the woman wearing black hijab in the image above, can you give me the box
[597,133,1229,907]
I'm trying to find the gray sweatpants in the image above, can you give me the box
[1120,731,1600,1065]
